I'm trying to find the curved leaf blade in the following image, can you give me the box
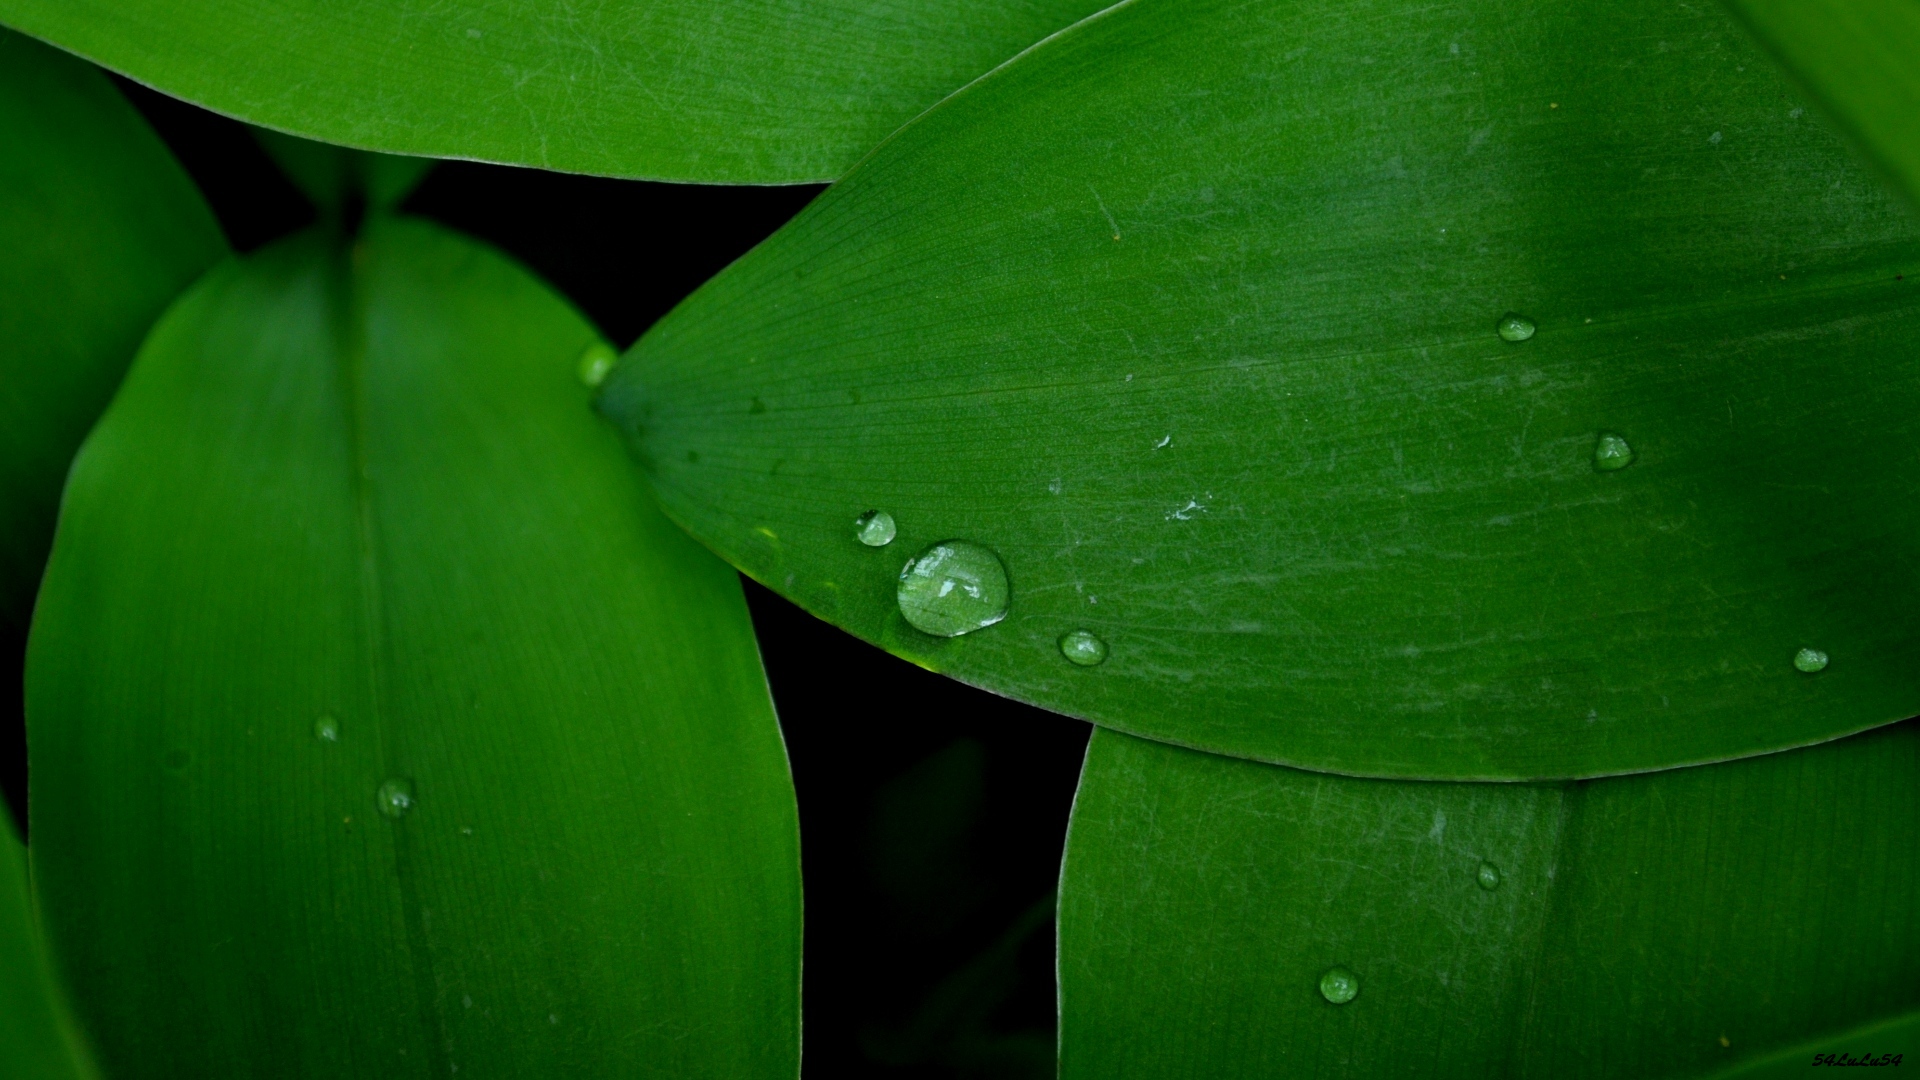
[1,818,96,1080]
[1058,725,1920,1078]
[27,218,800,1077]
[1721,0,1920,210]
[0,27,224,634]
[0,0,1109,183]
[603,0,1920,779]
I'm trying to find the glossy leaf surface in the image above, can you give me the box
[0,0,1107,183]
[1058,725,1920,1078]
[1,818,96,1080]
[1722,0,1920,209]
[0,27,224,635]
[27,218,800,1077]
[603,0,1920,779]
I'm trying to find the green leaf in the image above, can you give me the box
[26,217,800,1077]
[1058,724,1920,1079]
[1709,1010,1919,1078]
[1,817,97,1080]
[1721,0,1920,210]
[601,0,1920,780]
[0,0,1110,184]
[0,26,224,635]
[252,127,434,213]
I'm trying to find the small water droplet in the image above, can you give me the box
[1154,435,1172,449]
[1496,313,1536,342]
[897,540,1010,637]
[1059,630,1109,666]
[855,510,897,547]
[1477,861,1502,890]
[377,778,416,819]
[314,716,340,742]
[1319,966,1360,1004]
[1593,432,1635,471]
[163,748,192,772]
[575,342,617,388]
[1793,647,1829,673]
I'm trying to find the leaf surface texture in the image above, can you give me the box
[1059,724,1920,1078]
[603,0,1920,778]
[27,218,800,1078]
[0,0,1110,182]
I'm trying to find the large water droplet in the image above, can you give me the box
[1477,861,1502,891]
[855,510,897,547]
[897,540,1010,637]
[1497,313,1536,342]
[377,778,416,819]
[1593,432,1635,471]
[576,342,617,388]
[314,716,340,743]
[1794,647,1829,673]
[1319,966,1360,1004]
[1059,629,1109,666]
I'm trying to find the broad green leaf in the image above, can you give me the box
[0,27,224,636]
[601,0,1920,779]
[0,0,1108,184]
[1,817,97,1080]
[1721,0,1920,210]
[27,217,800,1077]
[1058,724,1920,1079]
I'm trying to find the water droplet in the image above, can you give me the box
[377,778,416,819]
[896,540,1010,637]
[1794,647,1829,673]
[1477,861,1502,890]
[1059,630,1109,666]
[314,716,340,743]
[1593,432,1634,471]
[1153,435,1172,449]
[575,342,617,388]
[749,397,767,414]
[1319,966,1360,1004]
[855,510,897,547]
[163,748,192,772]
[1496,313,1536,342]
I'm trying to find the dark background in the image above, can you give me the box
[0,82,1091,1079]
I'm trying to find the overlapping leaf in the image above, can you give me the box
[1721,0,1920,210]
[0,27,224,635]
[602,0,1920,779]
[1,816,96,1080]
[27,218,800,1077]
[1058,724,1919,1078]
[0,0,1109,183]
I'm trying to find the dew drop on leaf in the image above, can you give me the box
[1319,966,1360,1004]
[314,716,340,743]
[1059,629,1109,666]
[575,341,617,388]
[1794,647,1830,673]
[1477,861,1502,890]
[1496,312,1537,342]
[854,510,897,547]
[377,778,416,819]
[896,540,1010,637]
[1593,432,1635,471]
